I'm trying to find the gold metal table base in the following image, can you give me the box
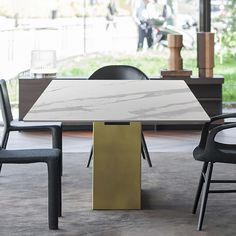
[93,122,141,209]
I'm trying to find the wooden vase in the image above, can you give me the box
[197,32,214,78]
[168,34,183,71]
[160,34,192,79]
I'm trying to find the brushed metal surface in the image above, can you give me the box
[93,122,141,209]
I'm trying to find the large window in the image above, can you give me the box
[0,0,235,102]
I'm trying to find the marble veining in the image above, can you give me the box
[24,80,210,123]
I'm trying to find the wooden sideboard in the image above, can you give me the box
[19,76,224,130]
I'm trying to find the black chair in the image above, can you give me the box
[0,79,63,175]
[192,113,236,230]
[0,148,62,229]
[86,65,152,168]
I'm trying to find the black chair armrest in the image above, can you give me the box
[206,123,236,148]
[10,121,62,149]
[198,113,236,148]
[10,121,62,130]
[210,113,236,122]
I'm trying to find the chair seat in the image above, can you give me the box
[193,143,236,164]
[0,149,60,163]
[10,120,62,130]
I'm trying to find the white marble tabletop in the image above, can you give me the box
[24,80,210,124]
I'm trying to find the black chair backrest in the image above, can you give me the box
[88,65,149,80]
[0,79,13,128]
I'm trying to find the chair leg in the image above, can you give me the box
[197,162,213,231]
[87,143,147,167]
[87,146,93,168]
[59,151,63,177]
[47,159,59,230]
[141,132,152,167]
[58,163,62,218]
[141,145,146,160]
[87,134,152,167]
[0,130,10,174]
[52,127,63,176]
[192,162,208,214]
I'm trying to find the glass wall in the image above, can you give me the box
[0,0,235,102]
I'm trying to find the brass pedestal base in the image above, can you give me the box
[93,122,141,209]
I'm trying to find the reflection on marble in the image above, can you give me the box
[24,80,209,123]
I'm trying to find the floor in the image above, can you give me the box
[2,151,236,236]
[1,129,236,235]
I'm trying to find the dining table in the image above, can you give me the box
[24,79,210,210]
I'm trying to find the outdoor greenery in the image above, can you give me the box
[220,0,236,55]
[214,55,236,102]
[58,50,236,102]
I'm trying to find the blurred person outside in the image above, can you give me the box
[133,0,153,51]
[106,0,118,30]
[162,0,174,25]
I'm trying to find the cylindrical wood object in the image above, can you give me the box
[197,32,214,78]
[168,34,183,71]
